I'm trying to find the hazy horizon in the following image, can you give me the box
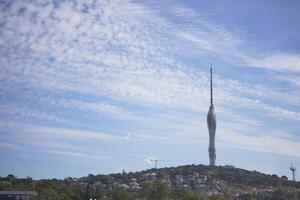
[0,0,300,180]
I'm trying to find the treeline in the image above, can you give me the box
[1,164,299,200]
[146,165,296,187]
[0,176,298,200]
[0,175,230,199]
[80,164,297,188]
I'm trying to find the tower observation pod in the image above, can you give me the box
[207,67,216,166]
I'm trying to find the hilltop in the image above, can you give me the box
[1,164,299,199]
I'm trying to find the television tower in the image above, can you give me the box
[207,66,216,166]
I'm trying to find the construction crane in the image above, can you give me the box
[150,159,174,169]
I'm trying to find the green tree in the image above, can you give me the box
[112,189,130,200]
[171,188,206,200]
[139,181,170,200]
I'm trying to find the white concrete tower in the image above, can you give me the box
[207,66,216,166]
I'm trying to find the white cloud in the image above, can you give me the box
[229,96,300,122]
[220,126,300,158]
[0,142,26,151]
[0,0,297,117]
[170,5,198,18]
[275,74,300,89]
[0,104,73,125]
[43,150,109,161]
[178,32,217,52]
[48,98,136,120]
[0,121,124,141]
[246,53,300,72]
[0,0,299,168]
[26,124,124,141]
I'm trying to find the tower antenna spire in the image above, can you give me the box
[210,63,213,106]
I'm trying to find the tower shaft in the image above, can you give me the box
[207,66,216,166]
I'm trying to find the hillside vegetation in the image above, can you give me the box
[0,165,299,200]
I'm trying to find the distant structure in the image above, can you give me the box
[150,159,159,169]
[207,66,216,166]
[290,164,296,181]
[290,165,297,200]
[150,159,174,169]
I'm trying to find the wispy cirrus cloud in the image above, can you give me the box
[43,150,110,161]
[0,0,299,177]
[220,126,300,158]
[0,104,73,125]
[1,122,124,142]
[0,0,297,114]
[245,53,300,72]
[169,4,199,18]
[0,142,26,151]
[48,98,137,120]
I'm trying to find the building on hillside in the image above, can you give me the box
[92,181,106,189]
[128,182,141,191]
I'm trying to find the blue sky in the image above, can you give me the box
[0,0,300,179]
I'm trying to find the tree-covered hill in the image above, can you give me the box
[0,164,299,200]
